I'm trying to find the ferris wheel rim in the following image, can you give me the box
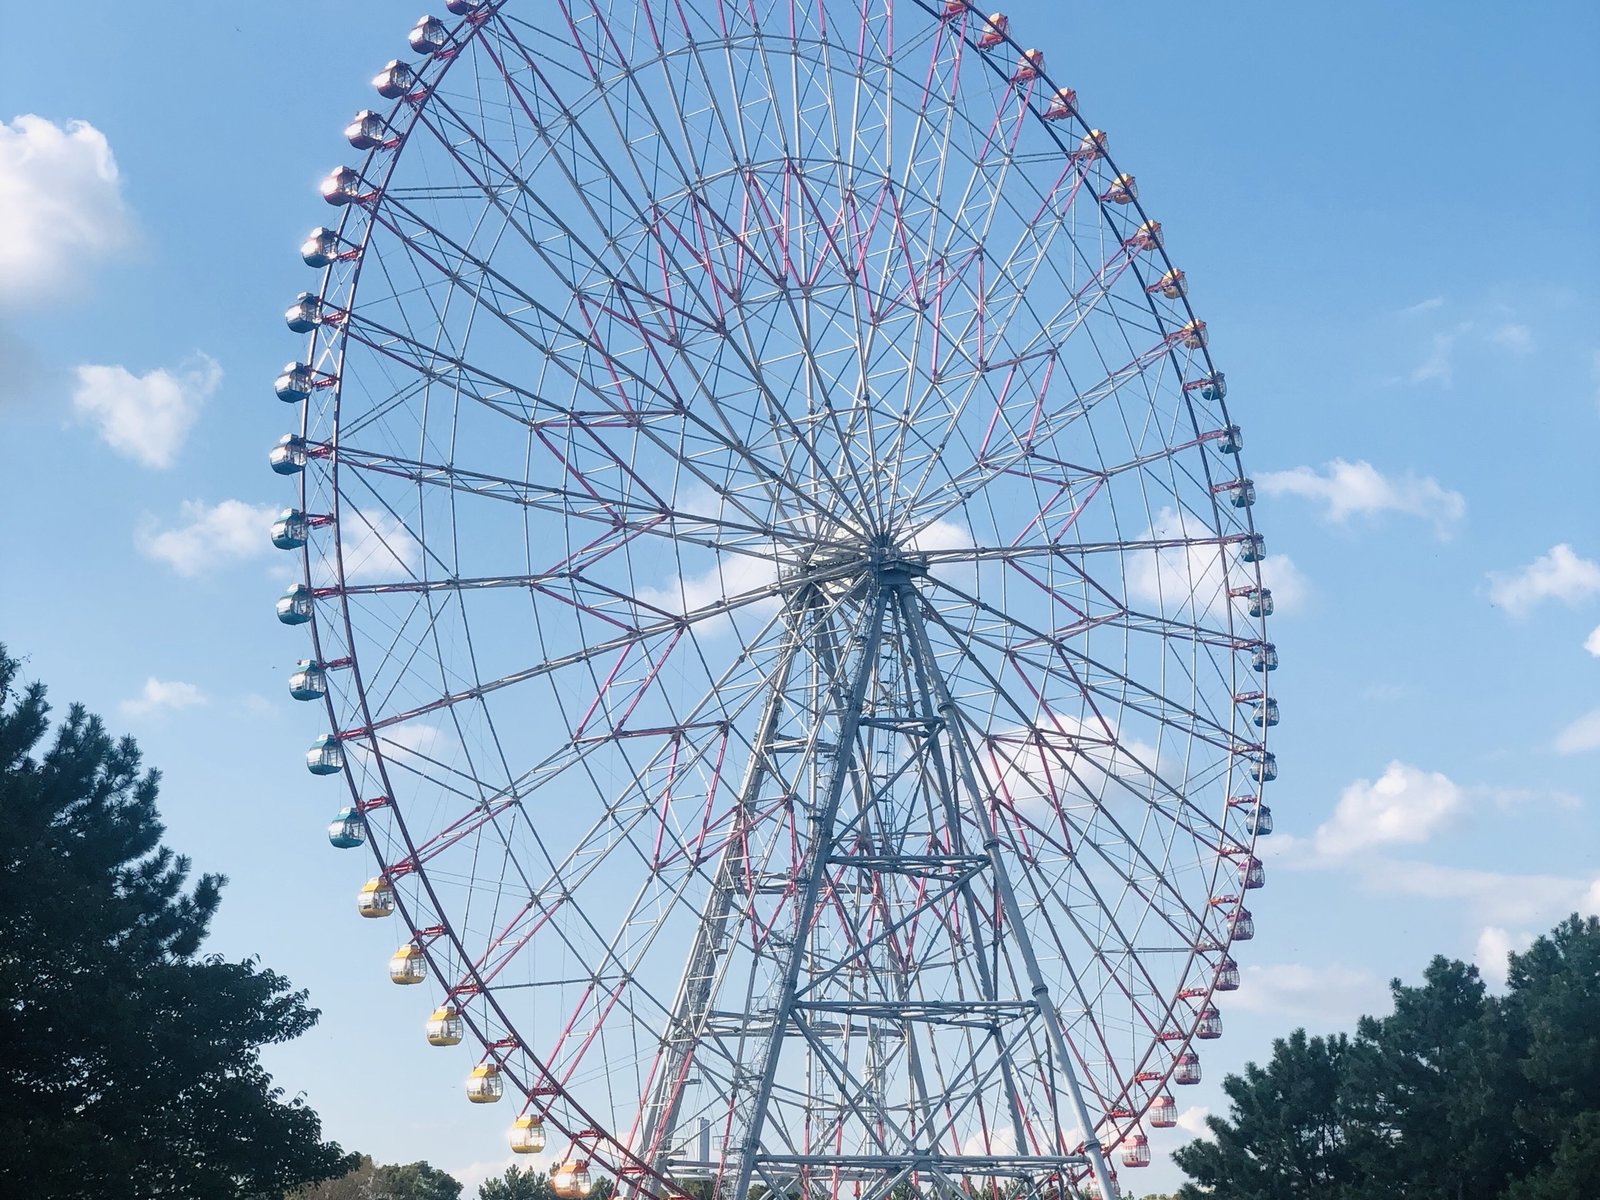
[280,2,1273,1192]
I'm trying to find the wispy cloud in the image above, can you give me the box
[1396,310,1537,386]
[0,114,133,309]
[1257,459,1465,537]
[1223,963,1389,1027]
[1585,625,1600,657]
[1489,323,1533,354]
[138,499,278,577]
[1554,708,1600,756]
[321,509,422,585]
[449,1155,525,1199]
[71,353,220,468]
[1486,544,1600,616]
[1358,859,1598,927]
[120,677,207,717]
[1409,325,1469,385]
[1175,1105,1213,1141]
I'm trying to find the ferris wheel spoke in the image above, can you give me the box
[490,9,883,534]
[388,85,861,539]
[912,591,1233,877]
[915,570,1244,758]
[333,574,802,738]
[893,330,1191,540]
[641,15,893,530]
[330,442,824,561]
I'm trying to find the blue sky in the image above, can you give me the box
[3,2,1598,1194]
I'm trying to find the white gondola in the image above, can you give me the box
[306,734,344,776]
[320,166,367,206]
[300,227,341,267]
[409,16,451,55]
[344,110,391,151]
[276,583,314,625]
[372,59,417,99]
[269,434,308,475]
[288,660,328,701]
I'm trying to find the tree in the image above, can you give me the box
[1172,1029,1371,1199]
[1502,1111,1600,1200]
[1349,956,1525,1200]
[1504,915,1600,1163]
[0,645,354,1197]
[479,1165,556,1200]
[289,1157,463,1200]
[1173,915,1600,1200]
[373,1161,464,1200]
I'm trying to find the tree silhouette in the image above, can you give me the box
[0,644,353,1198]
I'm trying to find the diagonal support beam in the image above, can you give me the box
[896,584,1118,1200]
[728,582,892,1199]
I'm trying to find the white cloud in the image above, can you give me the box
[1127,508,1220,611]
[317,509,422,585]
[1365,860,1594,927]
[1475,926,1534,989]
[1126,507,1308,618]
[379,722,449,761]
[1259,554,1311,614]
[1487,544,1600,616]
[138,499,278,576]
[1478,785,1582,814]
[1489,323,1533,354]
[1257,459,1465,536]
[1401,296,1444,315]
[70,354,220,467]
[1175,1106,1213,1141]
[1554,708,1600,756]
[449,1154,524,1198]
[0,114,133,307]
[908,517,973,552]
[119,677,207,717]
[637,552,780,618]
[961,1128,1018,1156]
[1314,761,1463,857]
[1585,625,1600,657]
[980,715,1163,817]
[1222,963,1388,1027]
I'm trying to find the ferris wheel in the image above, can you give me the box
[269,3,1277,1198]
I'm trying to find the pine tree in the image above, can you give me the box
[0,644,354,1198]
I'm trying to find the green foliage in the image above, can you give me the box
[478,1164,557,1200]
[1173,915,1600,1200]
[373,1160,464,1200]
[1502,1111,1600,1200]
[0,645,354,1198]
[289,1156,463,1200]
[1173,1029,1369,1198]
[291,1158,467,1200]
